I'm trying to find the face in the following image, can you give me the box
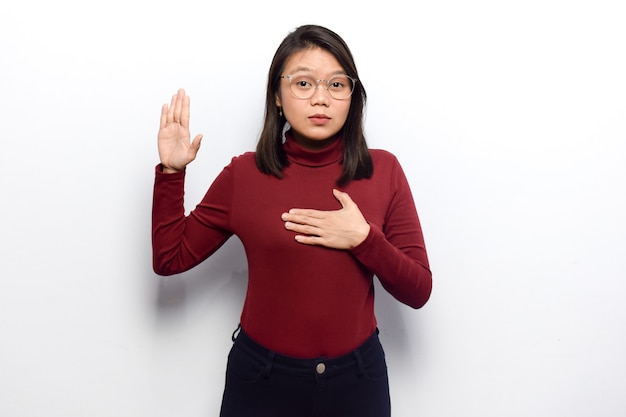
[276,47,352,149]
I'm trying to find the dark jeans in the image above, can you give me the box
[219,328,391,417]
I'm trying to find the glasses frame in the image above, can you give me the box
[280,74,358,100]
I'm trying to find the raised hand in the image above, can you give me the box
[158,89,203,173]
[281,189,371,250]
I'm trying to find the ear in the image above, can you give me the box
[275,94,282,108]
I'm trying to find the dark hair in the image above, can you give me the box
[255,25,373,186]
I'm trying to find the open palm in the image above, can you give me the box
[158,89,203,172]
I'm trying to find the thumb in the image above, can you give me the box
[190,133,203,153]
[332,189,352,208]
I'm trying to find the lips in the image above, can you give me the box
[309,114,331,124]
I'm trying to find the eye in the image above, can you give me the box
[328,76,350,91]
[292,77,314,89]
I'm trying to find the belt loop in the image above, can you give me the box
[263,351,275,379]
[231,323,241,342]
[353,348,365,377]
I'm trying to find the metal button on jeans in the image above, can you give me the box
[315,362,326,374]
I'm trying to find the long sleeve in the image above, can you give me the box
[349,156,432,309]
[151,164,233,276]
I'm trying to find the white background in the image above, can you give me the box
[1,0,625,416]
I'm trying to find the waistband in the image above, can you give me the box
[232,327,381,377]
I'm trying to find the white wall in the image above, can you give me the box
[1,1,625,416]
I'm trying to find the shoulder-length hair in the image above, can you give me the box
[255,25,373,187]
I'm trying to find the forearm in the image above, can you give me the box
[151,165,230,275]
[350,223,432,309]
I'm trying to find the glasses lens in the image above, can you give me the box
[289,75,316,99]
[327,75,355,100]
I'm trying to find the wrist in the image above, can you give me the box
[161,165,182,174]
[351,223,370,249]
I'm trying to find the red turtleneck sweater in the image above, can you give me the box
[152,136,431,358]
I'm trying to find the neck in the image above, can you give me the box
[290,131,339,150]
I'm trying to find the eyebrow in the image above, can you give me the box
[287,66,347,77]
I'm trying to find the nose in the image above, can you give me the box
[309,83,331,106]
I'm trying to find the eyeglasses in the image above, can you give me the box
[280,74,357,100]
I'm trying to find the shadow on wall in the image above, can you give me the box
[153,237,248,323]
[374,279,426,374]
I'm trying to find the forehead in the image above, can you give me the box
[283,47,344,75]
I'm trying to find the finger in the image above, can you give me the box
[284,221,321,236]
[286,208,325,219]
[160,103,169,129]
[180,94,191,128]
[282,212,320,227]
[294,234,324,246]
[173,89,185,122]
[167,93,177,123]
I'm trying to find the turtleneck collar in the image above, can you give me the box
[283,131,344,167]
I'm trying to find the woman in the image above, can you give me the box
[152,24,432,417]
